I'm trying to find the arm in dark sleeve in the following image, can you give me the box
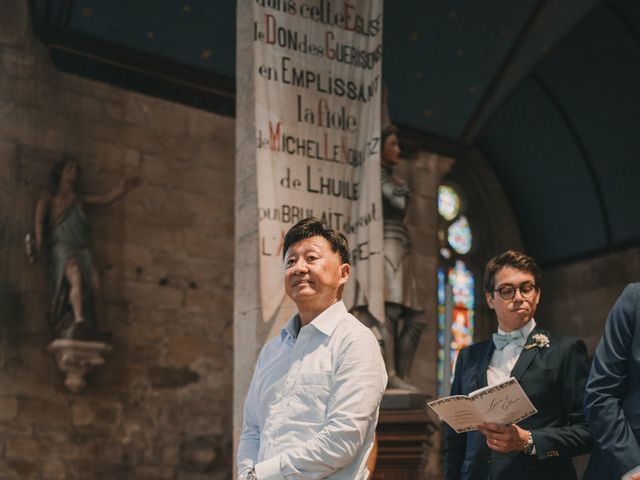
[532,338,593,459]
[443,349,468,480]
[584,284,640,478]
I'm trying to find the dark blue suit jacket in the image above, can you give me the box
[443,326,592,480]
[584,283,640,479]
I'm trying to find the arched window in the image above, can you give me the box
[437,184,476,396]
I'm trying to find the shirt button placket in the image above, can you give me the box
[285,331,310,406]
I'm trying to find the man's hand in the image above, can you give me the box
[626,472,640,480]
[478,423,529,453]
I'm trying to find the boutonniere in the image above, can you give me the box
[523,333,550,350]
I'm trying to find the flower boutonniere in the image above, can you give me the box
[523,333,550,350]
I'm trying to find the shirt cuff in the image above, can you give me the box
[255,456,284,480]
[622,465,640,480]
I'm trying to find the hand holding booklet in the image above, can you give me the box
[427,377,537,433]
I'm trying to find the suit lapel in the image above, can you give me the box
[510,326,545,380]
[476,341,495,388]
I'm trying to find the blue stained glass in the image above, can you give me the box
[437,261,476,396]
[437,267,447,395]
[438,268,445,304]
[448,215,473,254]
[449,260,474,309]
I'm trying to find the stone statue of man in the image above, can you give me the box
[379,125,426,391]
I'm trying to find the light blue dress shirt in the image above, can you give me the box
[487,319,536,387]
[237,301,388,479]
[487,318,537,455]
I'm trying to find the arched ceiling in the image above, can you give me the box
[479,1,640,265]
[30,0,640,265]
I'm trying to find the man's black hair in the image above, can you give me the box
[484,250,542,293]
[283,217,350,265]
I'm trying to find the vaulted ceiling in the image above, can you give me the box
[30,0,640,265]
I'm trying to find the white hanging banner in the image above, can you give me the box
[250,0,385,325]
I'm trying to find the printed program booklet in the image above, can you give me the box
[427,377,537,433]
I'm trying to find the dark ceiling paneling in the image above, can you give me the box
[610,0,640,27]
[480,1,640,264]
[479,78,608,264]
[382,0,537,140]
[536,4,640,246]
[67,0,236,78]
[30,0,236,114]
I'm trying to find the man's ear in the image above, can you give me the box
[338,263,351,286]
[486,291,495,310]
[533,288,541,307]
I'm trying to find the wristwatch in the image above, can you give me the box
[246,468,257,480]
[522,431,535,455]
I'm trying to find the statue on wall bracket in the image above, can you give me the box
[29,156,141,391]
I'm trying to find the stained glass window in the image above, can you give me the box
[438,185,460,221]
[448,215,473,254]
[437,268,446,389]
[437,260,475,396]
[450,260,474,309]
[437,184,476,396]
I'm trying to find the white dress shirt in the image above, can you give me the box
[487,319,536,387]
[237,301,388,480]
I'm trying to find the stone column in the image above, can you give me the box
[234,0,260,472]
[400,149,455,395]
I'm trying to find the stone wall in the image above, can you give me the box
[538,246,640,354]
[0,1,235,479]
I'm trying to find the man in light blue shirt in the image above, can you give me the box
[237,218,387,480]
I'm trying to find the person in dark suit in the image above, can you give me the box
[443,250,592,480]
[584,283,640,480]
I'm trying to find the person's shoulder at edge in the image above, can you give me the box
[343,311,378,333]
[619,282,640,305]
[625,282,640,293]
[333,312,383,347]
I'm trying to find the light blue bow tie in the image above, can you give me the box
[493,331,526,350]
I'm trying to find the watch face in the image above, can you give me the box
[524,435,534,454]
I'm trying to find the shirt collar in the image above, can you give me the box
[309,301,346,336]
[280,301,346,340]
[281,314,301,341]
[497,317,536,338]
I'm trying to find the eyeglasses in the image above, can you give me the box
[493,283,539,300]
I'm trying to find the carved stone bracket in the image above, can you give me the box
[47,339,112,393]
